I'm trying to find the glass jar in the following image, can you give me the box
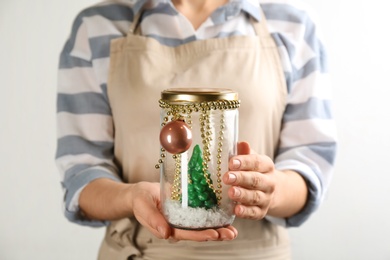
[157,88,240,230]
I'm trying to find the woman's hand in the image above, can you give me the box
[80,179,237,242]
[223,142,308,220]
[131,182,238,242]
[223,142,277,220]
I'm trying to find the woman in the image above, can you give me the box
[56,0,337,259]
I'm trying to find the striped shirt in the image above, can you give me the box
[56,0,337,227]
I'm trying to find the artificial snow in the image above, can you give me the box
[164,199,235,230]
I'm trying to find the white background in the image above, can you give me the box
[1,0,389,259]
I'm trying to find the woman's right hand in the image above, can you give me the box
[80,179,237,241]
[131,182,238,242]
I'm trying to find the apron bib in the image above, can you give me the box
[99,6,290,260]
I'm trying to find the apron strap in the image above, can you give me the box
[128,10,143,35]
[251,8,277,48]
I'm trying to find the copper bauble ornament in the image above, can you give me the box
[159,120,192,154]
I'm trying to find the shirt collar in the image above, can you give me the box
[131,0,262,23]
[210,0,261,25]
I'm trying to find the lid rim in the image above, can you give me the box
[161,88,238,102]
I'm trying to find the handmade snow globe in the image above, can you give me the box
[156,88,239,230]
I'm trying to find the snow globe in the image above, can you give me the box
[156,88,239,230]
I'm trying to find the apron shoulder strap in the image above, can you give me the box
[128,10,143,35]
[252,7,277,48]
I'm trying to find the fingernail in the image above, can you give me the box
[236,205,244,215]
[205,235,217,241]
[157,226,166,238]
[232,159,241,169]
[168,238,179,244]
[228,173,237,183]
[233,187,241,197]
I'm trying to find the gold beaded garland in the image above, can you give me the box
[156,98,240,204]
[171,154,182,200]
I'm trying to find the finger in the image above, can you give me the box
[171,225,238,242]
[228,185,272,207]
[171,228,220,242]
[216,225,238,240]
[225,225,238,236]
[234,204,267,220]
[223,171,274,193]
[229,154,274,173]
[133,198,171,239]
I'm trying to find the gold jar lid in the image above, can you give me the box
[161,88,238,102]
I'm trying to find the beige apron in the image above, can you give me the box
[100,6,290,260]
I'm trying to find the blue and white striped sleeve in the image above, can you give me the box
[56,7,126,227]
[262,2,337,227]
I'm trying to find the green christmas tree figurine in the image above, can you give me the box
[186,145,218,209]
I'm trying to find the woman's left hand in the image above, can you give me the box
[223,142,277,220]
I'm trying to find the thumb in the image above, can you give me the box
[134,199,171,239]
[237,141,251,155]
